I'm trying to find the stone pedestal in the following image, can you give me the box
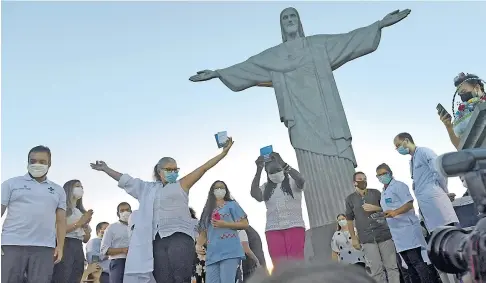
[458,103,486,150]
[304,223,336,263]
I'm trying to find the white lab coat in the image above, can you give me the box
[410,147,458,232]
[123,209,157,283]
[117,174,158,276]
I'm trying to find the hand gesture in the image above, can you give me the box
[79,209,94,226]
[351,238,361,250]
[90,161,109,172]
[211,219,229,228]
[196,244,206,255]
[222,137,234,156]
[447,193,456,202]
[440,112,453,128]
[53,246,63,264]
[380,9,411,28]
[384,210,397,218]
[189,70,219,82]
[255,156,265,168]
[362,203,378,212]
[86,263,102,278]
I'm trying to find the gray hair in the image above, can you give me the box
[153,157,176,182]
[280,7,306,42]
[248,261,376,283]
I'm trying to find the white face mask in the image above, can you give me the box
[214,188,226,200]
[27,164,49,178]
[268,171,285,183]
[72,187,84,199]
[338,220,347,227]
[119,211,131,222]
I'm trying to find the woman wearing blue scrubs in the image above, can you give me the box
[196,181,248,283]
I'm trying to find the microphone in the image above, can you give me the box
[435,149,486,177]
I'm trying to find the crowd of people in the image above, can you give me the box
[1,70,483,283]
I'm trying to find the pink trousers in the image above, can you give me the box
[265,227,305,267]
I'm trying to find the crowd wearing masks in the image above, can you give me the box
[1,72,483,283]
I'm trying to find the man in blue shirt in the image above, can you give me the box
[86,222,111,283]
[1,145,67,283]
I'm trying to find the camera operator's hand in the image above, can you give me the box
[440,112,453,128]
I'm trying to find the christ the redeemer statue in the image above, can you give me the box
[189,7,411,260]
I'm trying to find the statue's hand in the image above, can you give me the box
[189,70,219,82]
[380,9,411,28]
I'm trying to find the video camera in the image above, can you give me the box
[427,149,486,280]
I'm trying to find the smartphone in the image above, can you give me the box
[214,131,228,148]
[92,255,100,263]
[436,103,451,118]
[260,145,273,162]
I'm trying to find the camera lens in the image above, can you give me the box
[427,227,469,274]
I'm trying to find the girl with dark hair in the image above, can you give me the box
[330,214,366,268]
[91,138,234,283]
[439,72,485,148]
[52,180,93,283]
[196,181,248,283]
[250,152,305,267]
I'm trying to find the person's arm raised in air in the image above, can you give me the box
[179,138,234,193]
[90,161,145,199]
[251,156,265,202]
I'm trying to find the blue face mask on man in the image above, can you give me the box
[163,171,179,183]
[397,145,410,155]
[378,173,392,185]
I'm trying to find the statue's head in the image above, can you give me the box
[280,7,305,42]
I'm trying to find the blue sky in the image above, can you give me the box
[2,1,486,268]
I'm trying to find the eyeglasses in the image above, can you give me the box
[162,168,180,173]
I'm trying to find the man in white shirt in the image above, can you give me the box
[1,145,67,283]
[100,202,131,283]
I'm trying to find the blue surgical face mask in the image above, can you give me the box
[163,171,179,183]
[378,173,392,185]
[397,146,410,155]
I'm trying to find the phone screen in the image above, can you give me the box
[92,255,100,263]
[436,103,451,118]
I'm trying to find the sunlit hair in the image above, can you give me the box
[63,179,86,217]
[247,261,375,283]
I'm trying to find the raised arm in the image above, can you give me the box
[272,152,305,189]
[251,157,264,202]
[189,55,272,92]
[180,138,234,193]
[90,161,146,199]
[90,161,122,181]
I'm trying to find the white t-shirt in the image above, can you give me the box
[238,230,248,242]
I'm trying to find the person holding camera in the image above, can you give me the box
[438,72,485,149]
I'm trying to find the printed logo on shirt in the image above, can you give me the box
[14,185,31,191]
[385,198,392,204]
[47,187,54,194]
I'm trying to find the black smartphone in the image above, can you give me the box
[436,103,451,118]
